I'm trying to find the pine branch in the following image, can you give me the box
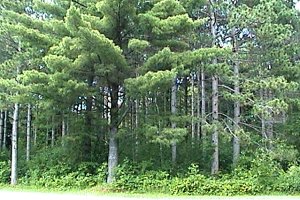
[71,0,87,8]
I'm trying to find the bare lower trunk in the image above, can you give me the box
[11,103,19,185]
[0,110,3,151]
[266,90,274,149]
[62,114,66,146]
[201,69,206,140]
[210,0,219,175]
[211,75,219,175]
[107,85,119,183]
[232,26,241,168]
[260,89,267,140]
[233,62,240,167]
[51,116,55,147]
[107,126,118,183]
[191,74,195,143]
[33,124,37,146]
[3,111,7,150]
[197,71,201,140]
[26,104,31,161]
[134,99,139,160]
[171,80,177,164]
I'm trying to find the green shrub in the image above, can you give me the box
[275,165,300,193]
[21,161,107,190]
[0,161,10,184]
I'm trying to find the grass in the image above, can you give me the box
[1,185,300,200]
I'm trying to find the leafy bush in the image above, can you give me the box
[275,165,300,193]
[0,161,10,184]
[21,161,107,190]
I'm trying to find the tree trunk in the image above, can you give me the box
[0,110,3,151]
[134,99,139,161]
[107,84,119,183]
[260,89,267,141]
[191,74,195,143]
[2,110,7,150]
[26,104,31,161]
[210,0,219,175]
[51,116,55,147]
[62,113,66,146]
[266,90,274,149]
[232,27,241,168]
[83,72,94,161]
[211,74,219,175]
[171,79,177,164]
[233,61,240,167]
[33,124,37,146]
[11,103,19,185]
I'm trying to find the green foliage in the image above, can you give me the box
[275,166,300,193]
[109,154,300,195]
[22,161,107,190]
[0,161,10,184]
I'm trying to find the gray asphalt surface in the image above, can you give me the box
[1,191,300,200]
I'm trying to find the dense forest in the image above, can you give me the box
[1,0,300,195]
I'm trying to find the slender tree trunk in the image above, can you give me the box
[0,110,3,151]
[171,79,177,164]
[210,0,219,175]
[191,74,195,143]
[3,110,7,150]
[51,116,55,147]
[266,90,274,149]
[211,74,219,175]
[11,103,19,185]
[196,70,201,140]
[232,27,241,168]
[33,124,37,146]
[11,41,21,185]
[201,69,206,141]
[26,104,31,161]
[62,113,66,146]
[233,61,240,167]
[83,72,94,161]
[134,99,139,161]
[107,84,119,183]
[46,122,49,146]
[260,89,267,140]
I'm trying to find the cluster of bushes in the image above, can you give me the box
[1,150,300,195]
[111,156,300,195]
[20,162,107,190]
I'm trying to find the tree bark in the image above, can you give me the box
[107,84,119,183]
[62,113,66,146]
[2,110,7,150]
[232,26,241,168]
[51,116,55,147]
[134,99,139,161]
[233,61,241,167]
[191,74,195,143]
[0,110,3,151]
[11,103,19,185]
[33,124,37,146]
[171,79,177,165]
[211,74,219,175]
[266,90,274,149]
[83,71,94,161]
[26,104,31,161]
[210,0,219,175]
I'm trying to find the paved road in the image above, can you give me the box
[0,191,300,200]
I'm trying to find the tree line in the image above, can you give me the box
[0,0,300,186]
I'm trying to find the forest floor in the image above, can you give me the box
[0,190,300,200]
